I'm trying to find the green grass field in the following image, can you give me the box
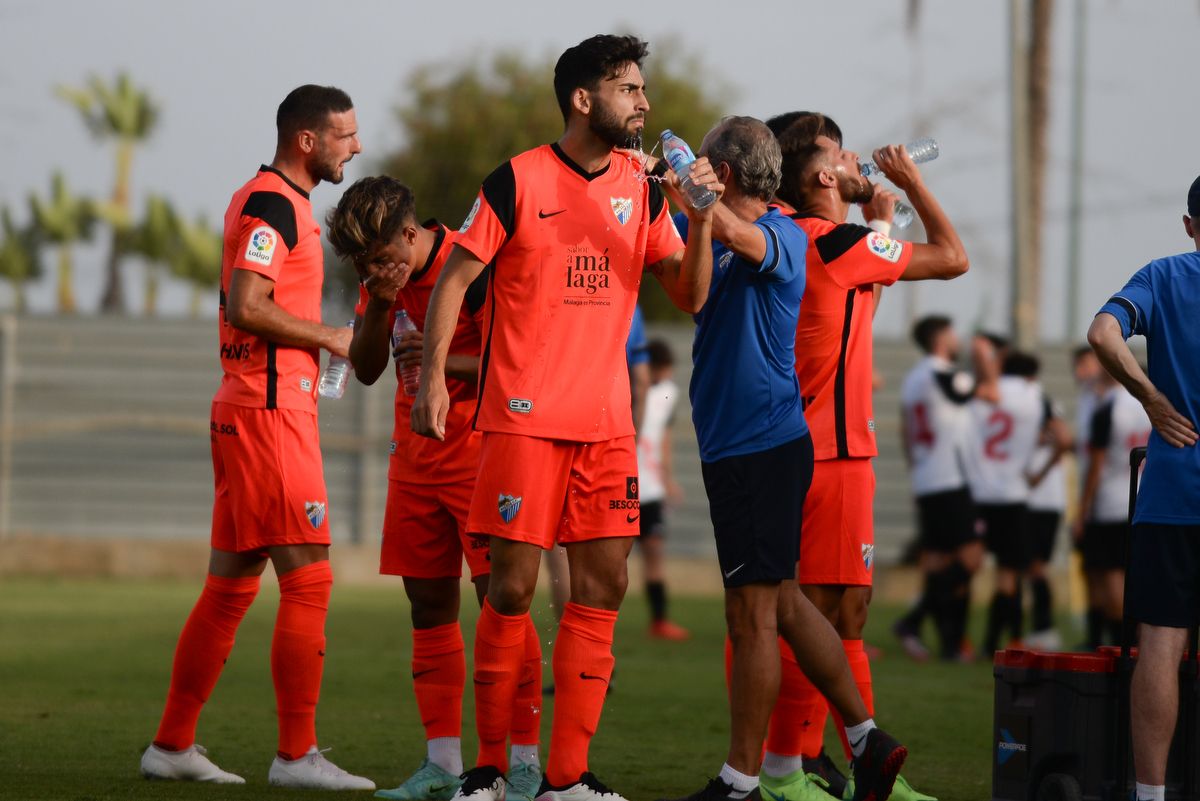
[0,578,996,801]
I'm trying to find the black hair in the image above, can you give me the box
[912,315,953,353]
[773,112,844,209]
[276,84,353,145]
[978,331,1010,352]
[553,35,649,122]
[646,338,674,368]
[1071,344,1094,363]
[1002,350,1040,378]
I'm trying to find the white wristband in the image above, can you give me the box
[867,219,893,237]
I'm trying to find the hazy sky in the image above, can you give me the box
[2,0,1197,341]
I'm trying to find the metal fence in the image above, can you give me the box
[0,314,1081,566]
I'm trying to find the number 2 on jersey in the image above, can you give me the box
[984,409,1014,461]
[910,402,935,448]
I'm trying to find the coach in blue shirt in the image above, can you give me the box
[664,117,903,801]
[1088,176,1200,801]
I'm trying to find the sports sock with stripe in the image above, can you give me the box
[412,622,466,773]
[545,602,617,787]
[509,614,543,751]
[473,599,529,772]
[827,639,875,762]
[766,636,827,760]
[272,560,332,760]
[154,573,260,751]
[1135,782,1165,801]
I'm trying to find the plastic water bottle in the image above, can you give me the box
[659,129,717,210]
[393,309,421,396]
[318,321,354,399]
[859,137,939,177]
[860,139,939,231]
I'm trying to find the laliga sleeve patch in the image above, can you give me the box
[865,231,903,263]
[459,198,481,233]
[244,226,278,266]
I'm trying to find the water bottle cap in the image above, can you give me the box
[659,129,674,139]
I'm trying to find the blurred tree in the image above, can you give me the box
[0,207,42,313]
[127,195,177,316]
[373,39,733,322]
[169,213,222,319]
[58,73,159,314]
[29,173,95,314]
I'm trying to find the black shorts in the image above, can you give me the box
[702,434,813,588]
[1128,523,1200,628]
[1027,510,1062,564]
[979,503,1031,570]
[916,488,979,553]
[639,500,665,538]
[1081,521,1129,571]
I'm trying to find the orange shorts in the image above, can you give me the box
[467,433,639,548]
[381,478,490,579]
[210,401,331,554]
[798,458,875,586]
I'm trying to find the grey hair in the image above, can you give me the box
[701,116,782,202]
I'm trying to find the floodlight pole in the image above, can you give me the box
[1010,0,1038,350]
[1065,0,1088,342]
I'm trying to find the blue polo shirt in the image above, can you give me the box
[679,207,809,463]
[1098,250,1200,524]
[626,304,648,368]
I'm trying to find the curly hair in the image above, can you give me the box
[325,176,416,260]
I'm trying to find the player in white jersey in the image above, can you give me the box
[966,346,1065,654]
[1023,393,1071,651]
[1075,366,1152,648]
[896,316,983,661]
[635,339,689,640]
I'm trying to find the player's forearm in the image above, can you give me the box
[349,302,392,385]
[421,263,475,385]
[903,180,968,278]
[1088,313,1157,406]
[444,354,480,383]
[227,293,344,353]
[656,218,713,314]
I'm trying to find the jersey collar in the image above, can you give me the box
[550,143,611,182]
[259,165,310,200]
[408,220,447,285]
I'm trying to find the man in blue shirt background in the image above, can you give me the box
[1088,175,1200,801]
[665,117,904,801]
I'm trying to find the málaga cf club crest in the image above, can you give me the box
[498,493,523,524]
[610,197,633,225]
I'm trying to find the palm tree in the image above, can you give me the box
[0,208,42,313]
[128,195,177,316]
[29,173,94,314]
[170,214,222,318]
[58,73,159,314]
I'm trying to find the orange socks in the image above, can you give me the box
[474,599,530,771]
[766,637,827,759]
[828,639,874,762]
[154,573,260,751]
[546,603,617,787]
[510,614,543,748]
[412,622,466,741]
[272,560,333,760]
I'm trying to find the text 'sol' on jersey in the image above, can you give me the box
[1086,386,1151,523]
[354,222,489,486]
[788,216,911,461]
[964,375,1047,504]
[900,354,974,497]
[455,144,683,442]
[216,166,323,412]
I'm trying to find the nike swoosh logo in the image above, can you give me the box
[762,788,786,801]
[538,208,566,218]
[579,671,609,684]
[413,668,437,679]
[626,513,639,523]
[723,564,746,579]
[428,784,454,794]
